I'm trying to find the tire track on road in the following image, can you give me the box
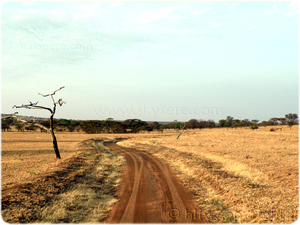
[105,142,209,223]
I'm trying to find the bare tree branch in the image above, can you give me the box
[38,86,65,97]
[13,104,52,113]
[12,86,65,159]
[38,86,66,106]
[28,101,39,106]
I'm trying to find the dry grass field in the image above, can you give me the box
[1,131,131,223]
[1,131,131,189]
[1,125,299,223]
[118,125,299,223]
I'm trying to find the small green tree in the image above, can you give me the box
[224,116,234,127]
[260,121,268,127]
[250,125,259,130]
[15,123,25,132]
[218,119,226,127]
[232,119,241,129]
[187,119,199,129]
[1,122,11,132]
[240,119,250,127]
[269,117,279,125]
[285,113,298,129]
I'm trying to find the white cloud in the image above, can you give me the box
[192,7,212,16]
[263,4,281,16]
[192,10,203,16]
[74,4,101,18]
[109,2,122,8]
[214,23,222,27]
[224,13,234,17]
[263,10,273,15]
[286,2,299,17]
[178,29,195,35]
[133,5,181,24]
[2,3,101,74]
[169,14,180,20]
[289,2,297,8]
[248,25,257,31]
[177,29,211,37]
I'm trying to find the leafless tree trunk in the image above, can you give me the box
[176,124,186,139]
[49,104,61,158]
[13,86,66,159]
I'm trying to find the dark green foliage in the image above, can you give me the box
[269,118,279,126]
[1,122,11,131]
[81,120,103,134]
[15,123,25,131]
[3,117,14,125]
[57,119,71,125]
[240,119,251,127]
[187,119,199,129]
[218,119,226,127]
[67,126,75,132]
[260,121,269,127]
[111,123,127,133]
[25,124,37,131]
[285,113,298,129]
[40,120,50,129]
[250,125,259,130]
[122,119,148,133]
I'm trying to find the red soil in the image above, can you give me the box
[105,142,209,223]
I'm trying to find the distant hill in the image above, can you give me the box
[1,113,49,123]
[1,113,175,124]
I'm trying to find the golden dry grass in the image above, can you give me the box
[1,134,127,223]
[118,125,299,223]
[36,141,126,223]
[1,126,298,223]
[1,131,133,189]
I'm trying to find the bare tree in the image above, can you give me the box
[176,123,186,139]
[13,86,66,159]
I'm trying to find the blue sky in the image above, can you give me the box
[1,1,299,122]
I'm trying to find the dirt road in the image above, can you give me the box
[105,142,209,223]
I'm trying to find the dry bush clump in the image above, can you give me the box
[36,141,126,223]
[118,126,299,223]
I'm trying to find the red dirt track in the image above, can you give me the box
[104,142,209,223]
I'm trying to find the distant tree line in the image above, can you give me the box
[78,119,163,134]
[1,113,298,133]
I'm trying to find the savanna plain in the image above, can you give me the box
[1,125,298,223]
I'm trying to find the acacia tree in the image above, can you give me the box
[225,116,234,127]
[285,113,298,129]
[13,86,66,159]
[187,119,199,129]
[279,118,287,125]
